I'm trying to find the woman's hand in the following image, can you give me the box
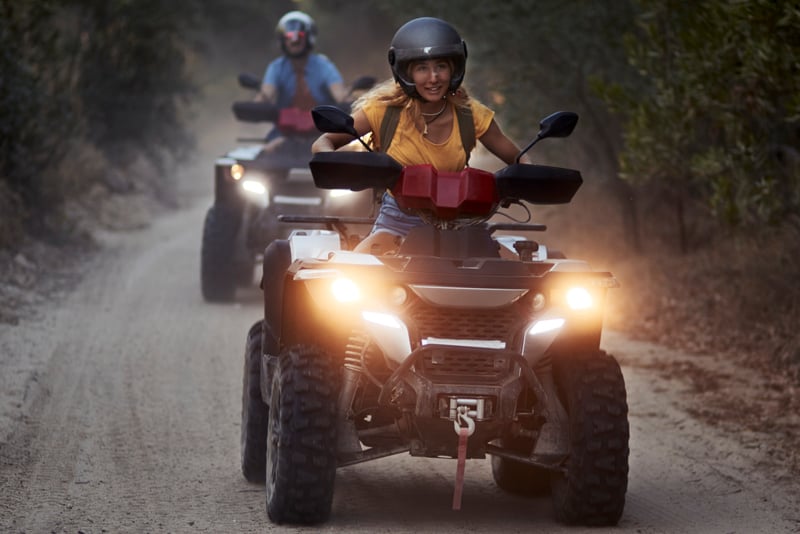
[311,134,336,153]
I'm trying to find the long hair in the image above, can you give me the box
[353,59,471,137]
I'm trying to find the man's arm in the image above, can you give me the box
[327,81,349,104]
[255,83,277,103]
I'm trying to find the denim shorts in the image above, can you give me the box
[371,192,425,238]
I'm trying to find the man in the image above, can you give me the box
[255,11,348,112]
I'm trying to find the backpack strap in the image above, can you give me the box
[455,105,475,165]
[378,104,476,164]
[378,105,402,152]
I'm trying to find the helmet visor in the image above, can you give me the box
[282,19,308,41]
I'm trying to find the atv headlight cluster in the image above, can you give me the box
[522,284,599,339]
[296,269,408,314]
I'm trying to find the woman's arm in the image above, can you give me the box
[478,119,532,165]
[311,108,373,153]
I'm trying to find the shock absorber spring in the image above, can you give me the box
[338,331,371,454]
[344,331,370,371]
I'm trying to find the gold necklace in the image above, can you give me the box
[422,102,447,136]
[421,102,447,117]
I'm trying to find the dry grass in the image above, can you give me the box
[607,222,800,381]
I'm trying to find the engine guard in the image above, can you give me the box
[378,345,530,458]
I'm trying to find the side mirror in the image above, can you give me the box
[312,105,358,136]
[312,105,372,152]
[238,73,261,91]
[537,111,578,139]
[515,111,579,163]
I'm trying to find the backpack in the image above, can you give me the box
[378,104,476,165]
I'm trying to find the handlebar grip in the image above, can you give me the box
[232,101,279,123]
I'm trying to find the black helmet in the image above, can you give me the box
[388,17,468,99]
[276,11,317,57]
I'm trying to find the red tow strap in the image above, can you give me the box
[452,426,470,510]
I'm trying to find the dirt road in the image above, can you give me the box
[1,147,799,532]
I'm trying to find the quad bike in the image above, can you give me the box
[240,106,630,526]
[200,73,376,302]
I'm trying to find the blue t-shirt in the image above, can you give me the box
[263,53,343,109]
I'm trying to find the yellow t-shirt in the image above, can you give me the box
[362,99,494,172]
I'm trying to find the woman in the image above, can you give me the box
[311,16,531,254]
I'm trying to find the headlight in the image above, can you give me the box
[531,292,546,312]
[231,163,245,180]
[242,180,266,196]
[528,318,565,336]
[566,287,593,310]
[362,311,404,329]
[388,286,408,306]
[331,277,361,303]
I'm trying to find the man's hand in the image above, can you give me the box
[255,83,277,103]
[328,81,349,104]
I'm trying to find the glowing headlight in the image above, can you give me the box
[528,318,565,335]
[242,180,266,196]
[566,287,593,310]
[231,163,245,180]
[362,311,404,329]
[331,277,361,303]
[329,189,353,198]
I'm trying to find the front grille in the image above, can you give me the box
[406,301,525,343]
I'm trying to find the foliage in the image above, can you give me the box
[73,0,199,167]
[0,0,73,213]
[0,0,208,241]
[604,0,800,231]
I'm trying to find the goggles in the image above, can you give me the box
[283,30,306,42]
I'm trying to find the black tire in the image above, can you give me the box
[491,437,551,495]
[266,345,338,525]
[200,205,239,302]
[241,320,268,483]
[550,350,629,526]
[235,258,255,287]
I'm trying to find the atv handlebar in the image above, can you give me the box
[308,151,583,208]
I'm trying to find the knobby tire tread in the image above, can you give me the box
[241,320,268,482]
[266,345,338,525]
[200,205,238,302]
[551,350,629,526]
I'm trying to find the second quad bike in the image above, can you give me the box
[240,106,630,526]
[200,74,375,302]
